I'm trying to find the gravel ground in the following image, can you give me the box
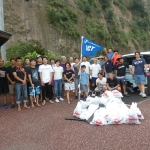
[0,95,150,150]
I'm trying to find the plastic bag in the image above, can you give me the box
[73,102,87,118]
[112,90,123,98]
[80,100,89,109]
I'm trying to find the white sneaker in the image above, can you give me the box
[142,93,146,98]
[55,98,60,103]
[59,97,64,101]
[139,92,143,96]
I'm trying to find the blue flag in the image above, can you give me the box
[82,36,104,56]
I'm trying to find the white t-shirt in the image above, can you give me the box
[70,62,75,71]
[39,64,54,83]
[90,64,101,77]
[96,77,106,85]
[53,66,64,80]
[81,61,90,74]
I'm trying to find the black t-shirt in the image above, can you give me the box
[105,60,113,73]
[36,63,42,69]
[63,69,74,82]
[27,67,40,86]
[7,66,16,84]
[12,66,26,83]
[107,77,119,88]
[0,67,8,85]
[116,62,129,76]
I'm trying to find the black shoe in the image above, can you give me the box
[75,96,78,99]
[124,93,129,97]
[11,104,15,108]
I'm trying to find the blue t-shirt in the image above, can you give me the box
[80,71,89,85]
[108,53,114,59]
[105,60,113,73]
[132,58,146,75]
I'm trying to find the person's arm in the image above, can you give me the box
[106,83,111,90]
[144,64,148,73]
[104,48,110,61]
[6,73,15,85]
[49,72,53,85]
[111,84,120,90]
[131,66,135,75]
[28,74,34,88]
[64,73,70,82]
[68,71,75,82]
[13,72,26,85]
[74,61,80,68]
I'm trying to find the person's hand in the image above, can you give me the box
[0,71,2,75]
[41,81,45,86]
[31,84,34,88]
[48,80,52,85]
[11,81,16,85]
[22,80,26,85]
[130,70,133,75]
[104,48,107,53]
[69,80,72,83]
[97,82,100,85]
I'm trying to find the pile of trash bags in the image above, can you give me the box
[73,90,144,126]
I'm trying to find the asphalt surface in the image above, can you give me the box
[0,91,150,150]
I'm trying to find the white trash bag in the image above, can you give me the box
[90,108,108,126]
[112,90,123,98]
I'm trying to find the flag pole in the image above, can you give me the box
[78,36,83,101]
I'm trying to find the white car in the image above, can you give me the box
[122,52,150,89]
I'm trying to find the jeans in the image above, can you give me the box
[15,83,28,104]
[54,79,62,98]
[42,83,53,100]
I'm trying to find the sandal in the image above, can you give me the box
[36,103,41,107]
[24,106,30,109]
[42,100,46,105]
[49,100,54,104]
[31,105,35,108]
[18,108,21,111]
[68,101,70,104]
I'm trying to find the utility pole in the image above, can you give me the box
[0,0,6,61]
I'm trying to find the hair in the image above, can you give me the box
[10,58,16,62]
[55,59,60,64]
[82,56,87,58]
[37,55,42,59]
[24,57,30,61]
[42,56,48,60]
[65,62,71,67]
[75,58,79,60]
[30,58,36,62]
[16,57,22,61]
[0,58,4,62]
[114,50,118,53]
[98,72,103,76]
[61,56,66,60]
[135,52,140,55]
[81,65,86,69]
[50,58,55,61]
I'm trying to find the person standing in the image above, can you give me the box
[79,65,89,100]
[131,52,147,98]
[112,50,121,66]
[39,56,54,105]
[90,58,101,92]
[108,48,114,59]
[36,55,43,69]
[73,58,80,99]
[104,48,113,78]
[28,59,41,108]
[69,57,75,71]
[98,56,105,76]
[6,58,16,108]
[115,57,130,96]
[0,58,9,109]
[12,57,30,111]
[63,63,75,104]
[81,56,90,74]
[53,60,64,102]
[60,56,67,71]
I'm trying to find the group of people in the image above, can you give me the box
[0,48,148,111]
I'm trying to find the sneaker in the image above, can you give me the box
[139,92,143,96]
[4,104,8,109]
[59,97,64,101]
[75,96,78,99]
[55,98,60,103]
[11,104,15,108]
[142,93,146,98]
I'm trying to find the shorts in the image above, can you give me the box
[65,82,75,91]
[74,78,80,90]
[95,85,105,92]
[29,86,41,96]
[134,75,145,84]
[9,84,15,94]
[91,77,97,83]
[81,84,88,92]
[0,84,9,95]
[116,76,126,85]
